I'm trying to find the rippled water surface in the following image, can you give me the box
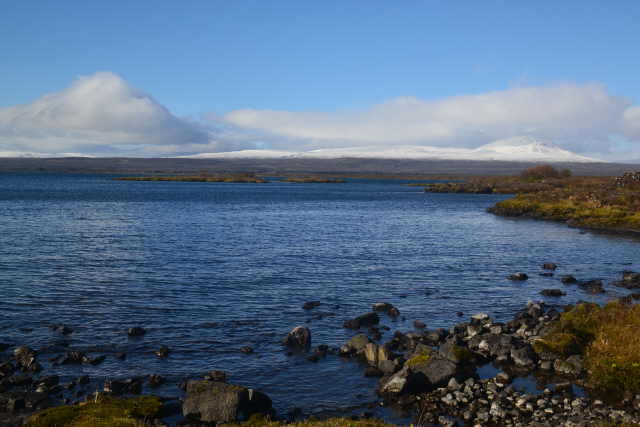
[0,173,638,420]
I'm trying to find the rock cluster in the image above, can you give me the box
[415,375,640,426]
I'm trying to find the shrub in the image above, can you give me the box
[520,165,561,181]
[535,302,640,401]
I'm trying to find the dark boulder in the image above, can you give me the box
[414,320,426,329]
[13,346,41,372]
[423,329,447,346]
[148,374,165,387]
[510,345,537,368]
[127,327,146,337]
[613,271,640,289]
[378,366,413,397]
[411,357,461,388]
[104,378,143,395]
[283,326,311,349]
[182,380,273,423]
[438,339,474,365]
[372,303,400,317]
[540,289,566,297]
[204,370,227,382]
[364,366,384,377]
[372,302,394,312]
[561,275,578,284]
[302,301,321,310]
[155,346,170,358]
[543,263,558,270]
[50,324,73,335]
[58,351,85,365]
[343,312,380,329]
[579,280,605,294]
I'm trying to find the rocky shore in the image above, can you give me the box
[2,269,640,426]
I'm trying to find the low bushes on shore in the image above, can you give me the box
[420,166,640,233]
[534,301,640,401]
[113,173,268,183]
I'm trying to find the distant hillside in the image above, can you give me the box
[0,157,636,176]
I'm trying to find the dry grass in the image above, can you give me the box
[534,301,640,401]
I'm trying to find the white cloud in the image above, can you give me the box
[221,84,635,154]
[0,71,212,155]
[623,106,640,141]
[1,73,639,159]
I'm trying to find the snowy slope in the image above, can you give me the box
[185,136,601,163]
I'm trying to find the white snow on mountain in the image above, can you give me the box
[186,136,601,163]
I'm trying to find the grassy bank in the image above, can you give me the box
[421,167,640,233]
[25,397,392,427]
[25,396,162,427]
[534,301,640,401]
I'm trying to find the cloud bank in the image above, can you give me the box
[221,84,636,155]
[1,72,639,158]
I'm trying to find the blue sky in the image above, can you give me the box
[1,1,639,159]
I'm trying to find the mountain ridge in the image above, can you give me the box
[186,136,601,163]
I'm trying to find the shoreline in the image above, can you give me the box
[4,269,640,426]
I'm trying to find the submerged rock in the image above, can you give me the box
[155,346,170,358]
[508,273,528,281]
[127,327,146,337]
[50,324,74,335]
[561,275,578,284]
[302,301,321,310]
[343,312,380,329]
[579,280,605,294]
[239,346,254,354]
[543,263,558,270]
[540,289,566,297]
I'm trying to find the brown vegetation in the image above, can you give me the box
[113,173,268,183]
[280,177,346,183]
[534,301,640,401]
[419,166,640,233]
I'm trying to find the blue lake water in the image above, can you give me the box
[0,173,638,420]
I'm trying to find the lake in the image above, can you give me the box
[0,173,638,421]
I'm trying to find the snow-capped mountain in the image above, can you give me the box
[471,136,598,162]
[185,136,601,163]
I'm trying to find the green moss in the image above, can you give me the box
[533,332,583,357]
[25,396,162,427]
[405,346,433,368]
[451,345,473,363]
